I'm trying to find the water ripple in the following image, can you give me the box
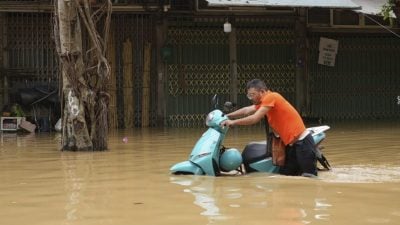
[321,165,400,183]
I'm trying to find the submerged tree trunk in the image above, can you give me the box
[54,0,112,151]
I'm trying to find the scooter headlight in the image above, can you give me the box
[205,112,214,126]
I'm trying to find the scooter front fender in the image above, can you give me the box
[170,161,204,175]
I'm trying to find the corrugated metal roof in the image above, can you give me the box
[351,0,389,16]
[206,0,361,9]
[206,0,393,17]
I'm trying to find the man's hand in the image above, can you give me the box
[220,119,235,128]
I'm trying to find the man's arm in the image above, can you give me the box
[222,106,270,127]
[226,105,257,119]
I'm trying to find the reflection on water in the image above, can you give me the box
[62,153,94,224]
[170,176,226,222]
[170,174,337,225]
[0,120,399,225]
[314,198,331,220]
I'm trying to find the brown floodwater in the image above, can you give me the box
[0,121,399,225]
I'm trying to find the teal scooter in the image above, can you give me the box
[170,96,243,176]
[170,96,331,176]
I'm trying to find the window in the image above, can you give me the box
[333,10,359,25]
[308,8,331,25]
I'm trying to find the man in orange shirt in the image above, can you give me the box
[221,79,317,176]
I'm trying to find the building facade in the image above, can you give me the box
[0,0,399,128]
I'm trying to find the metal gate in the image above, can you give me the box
[166,16,296,127]
[1,12,158,128]
[309,34,400,120]
[112,14,157,128]
[1,12,58,125]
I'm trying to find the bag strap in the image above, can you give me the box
[264,115,270,139]
[264,115,272,156]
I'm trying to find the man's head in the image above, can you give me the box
[246,79,268,104]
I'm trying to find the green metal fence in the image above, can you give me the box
[309,34,400,120]
[166,16,296,127]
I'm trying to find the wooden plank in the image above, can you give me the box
[142,42,151,127]
[123,38,134,128]
[106,25,117,129]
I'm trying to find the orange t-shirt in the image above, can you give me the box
[255,91,305,145]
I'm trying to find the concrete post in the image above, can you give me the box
[229,23,238,105]
[156,16,168,126]
[295,8,309,116]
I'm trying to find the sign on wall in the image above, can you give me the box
[318,37,339,67]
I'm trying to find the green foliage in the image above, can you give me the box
[380,0,395,25]
[10,104,25,117]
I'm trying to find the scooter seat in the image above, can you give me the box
[242,141,271,165]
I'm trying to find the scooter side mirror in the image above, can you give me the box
[211,94,219,109]
[223,101,236,113]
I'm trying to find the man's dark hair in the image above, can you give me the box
[246,79,268,91]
